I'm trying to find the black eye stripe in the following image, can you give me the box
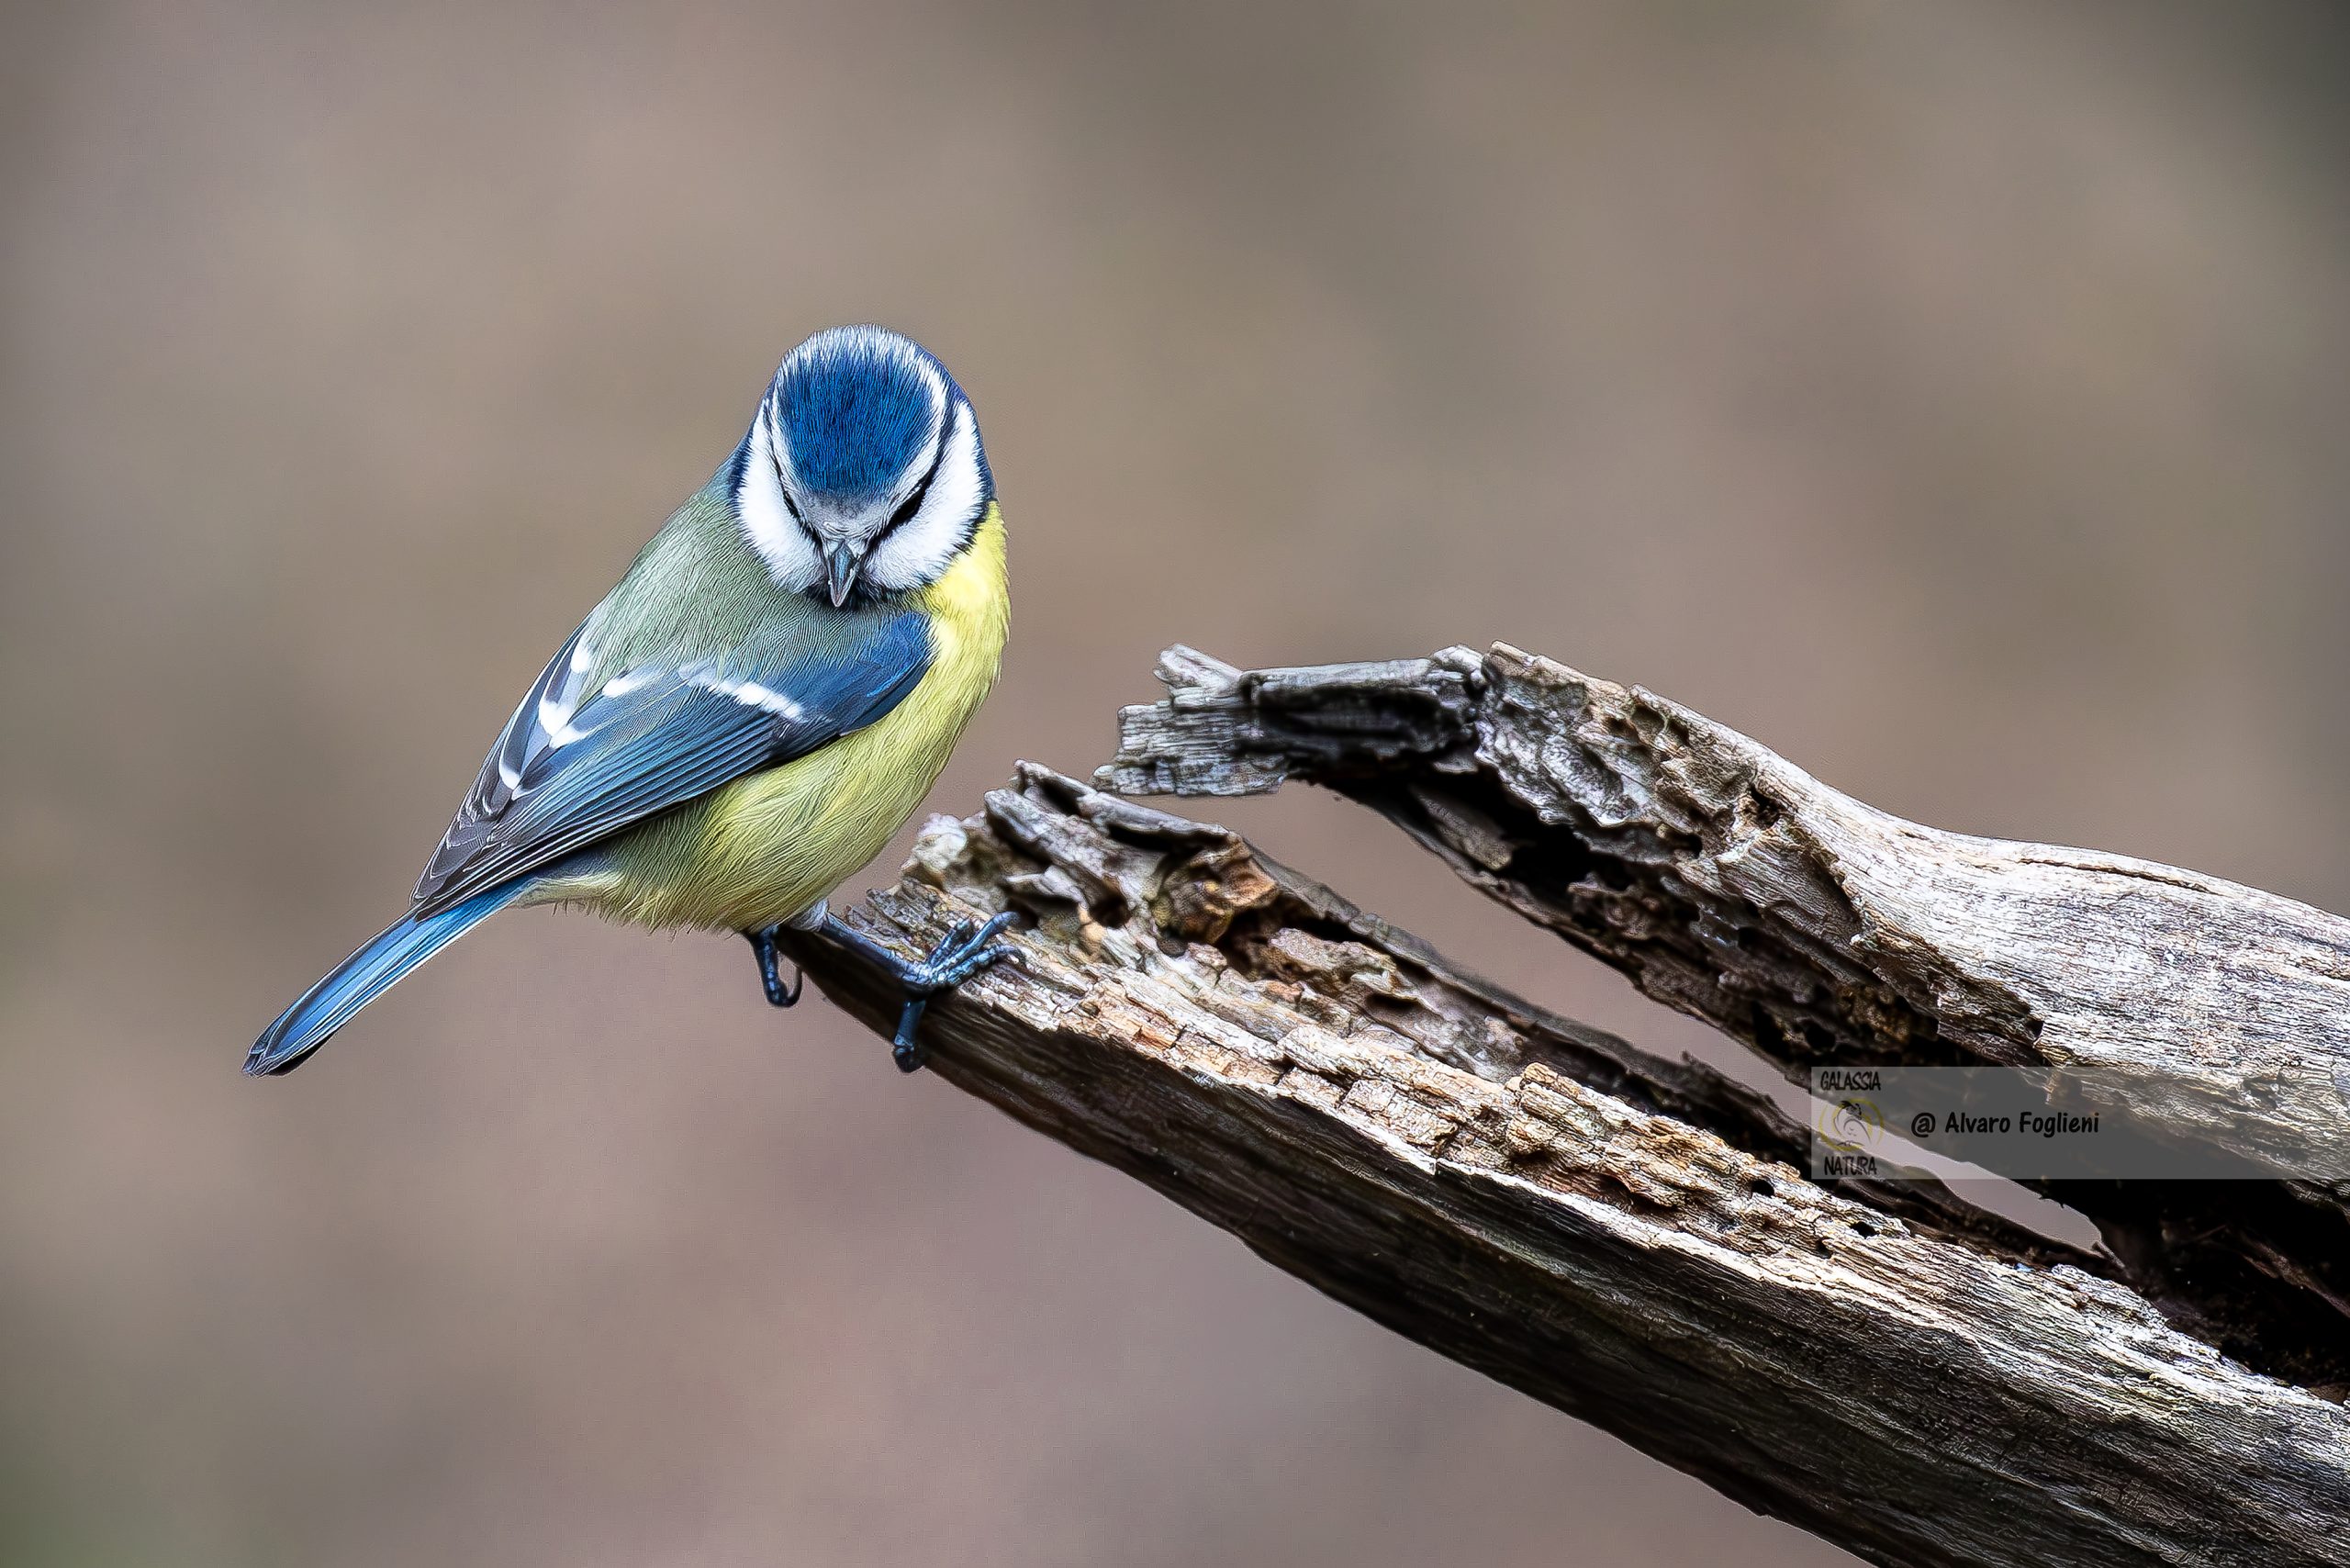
[872,405,955,547]
[769,446,802,521]
[883,464,937,532]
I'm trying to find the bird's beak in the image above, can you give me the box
[823,540,863,608]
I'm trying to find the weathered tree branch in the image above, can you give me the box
[1099,644,2350,1392]
[777,763,2350,1568]
[767,639,2350,1562]
[775,770,2350,1568]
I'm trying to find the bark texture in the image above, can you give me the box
[1098,644,2350,1391]
[777,762,2350,1568]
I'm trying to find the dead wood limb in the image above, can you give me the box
[775,764,2350,1568]
[1098,644,2350,1391]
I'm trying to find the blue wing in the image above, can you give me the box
[410,610,932,917]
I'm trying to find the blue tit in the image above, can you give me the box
[249,324,1013,1077]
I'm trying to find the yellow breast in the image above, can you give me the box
[552,508,1008,932]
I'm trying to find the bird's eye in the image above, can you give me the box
[884,480,928,532]
[878,445,944,540]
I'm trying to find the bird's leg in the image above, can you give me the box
[818,910,1020,1072]
[743,925,804,1008]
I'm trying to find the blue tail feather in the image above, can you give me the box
[247,882,528,1075]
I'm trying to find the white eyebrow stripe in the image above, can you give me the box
[890,386,954,512]
[914,356,949,473]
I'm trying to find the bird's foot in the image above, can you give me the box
[744,924,804,1008]
[886,912,1022,1071]
[819,909,1020,1072]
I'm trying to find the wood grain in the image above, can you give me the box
[777,762,2350,1568]
[1099,644,2350,1390]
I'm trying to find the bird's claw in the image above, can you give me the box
[890,912,1020,1072]
[744,924,804,1008]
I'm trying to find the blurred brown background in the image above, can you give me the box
[6,2,2349,1563]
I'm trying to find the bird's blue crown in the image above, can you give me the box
[770,325,980,503]
[732,325,994,603]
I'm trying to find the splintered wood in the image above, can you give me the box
[778,756,2350,1568]
[1101,644,2350,1394]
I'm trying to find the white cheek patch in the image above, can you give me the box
[733,413,822,592]
[864,400,985,593]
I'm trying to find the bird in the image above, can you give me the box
[248,324,1014,1078]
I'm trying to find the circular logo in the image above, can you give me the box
[1816,1096,1886,1154]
